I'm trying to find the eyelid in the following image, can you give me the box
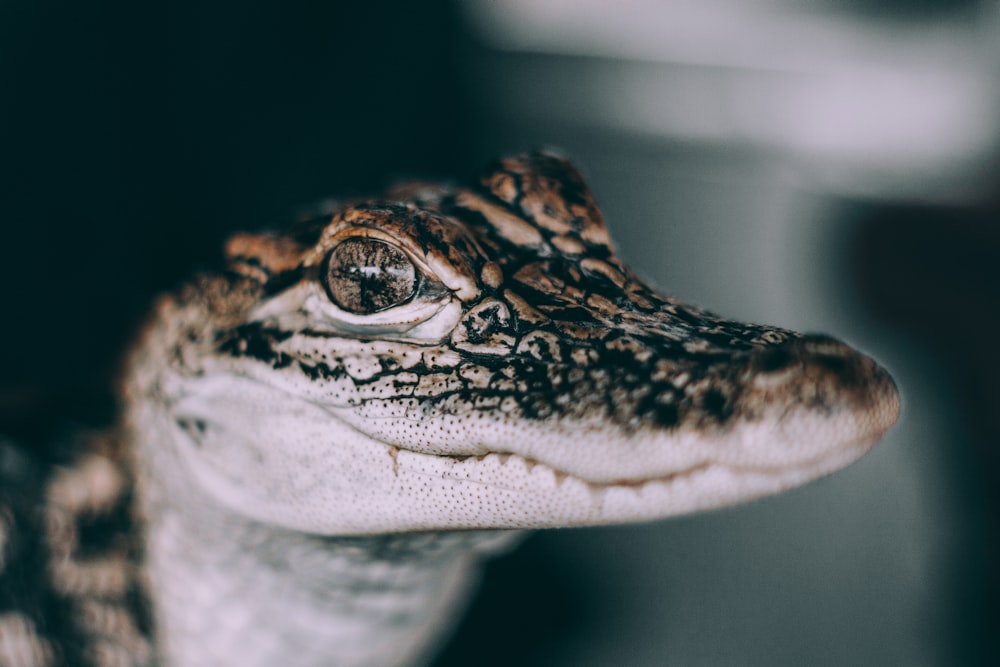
[300,233,449,305]
[294,236,454,328]
[319,228,440,280]
[250,232,461,340]
[249,280,458,340]
[304,220,480,303]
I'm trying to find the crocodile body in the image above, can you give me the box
[0,153,899,666]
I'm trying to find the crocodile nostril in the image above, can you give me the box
[751,346,796,374]
[798,333,854,358]
[796,334,859,382]
[748,333,859,389]
[812,353,850,376]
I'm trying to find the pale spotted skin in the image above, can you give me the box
[0,153,899,666]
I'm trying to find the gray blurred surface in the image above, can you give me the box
[436,2,998,665]
[2,2,994,666]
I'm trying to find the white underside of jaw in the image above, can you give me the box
[163,370,885,536]
[159,347,900,535]
[381,428,878,531]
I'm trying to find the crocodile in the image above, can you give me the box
[0,152,900,666]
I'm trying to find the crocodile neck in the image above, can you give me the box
[135,406,517,667]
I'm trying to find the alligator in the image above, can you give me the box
[0,152,900,666]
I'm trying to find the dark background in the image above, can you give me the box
[2,1,997,665]
[0,1,477,410]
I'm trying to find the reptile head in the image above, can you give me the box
[133,153,900,534]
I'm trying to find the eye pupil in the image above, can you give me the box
[324,238,417,314]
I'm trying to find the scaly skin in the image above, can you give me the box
[0,153,899,667]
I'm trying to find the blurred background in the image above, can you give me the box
[2,1,998,665]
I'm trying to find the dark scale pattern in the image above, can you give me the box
[216,324,296,368]
[206,152,806,446]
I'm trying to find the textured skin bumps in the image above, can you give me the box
[2,153,900,667]
[113,153,902,559]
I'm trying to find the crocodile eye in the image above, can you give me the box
[323,237,418,314]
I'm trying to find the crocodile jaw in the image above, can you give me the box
[165,349,898,535]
